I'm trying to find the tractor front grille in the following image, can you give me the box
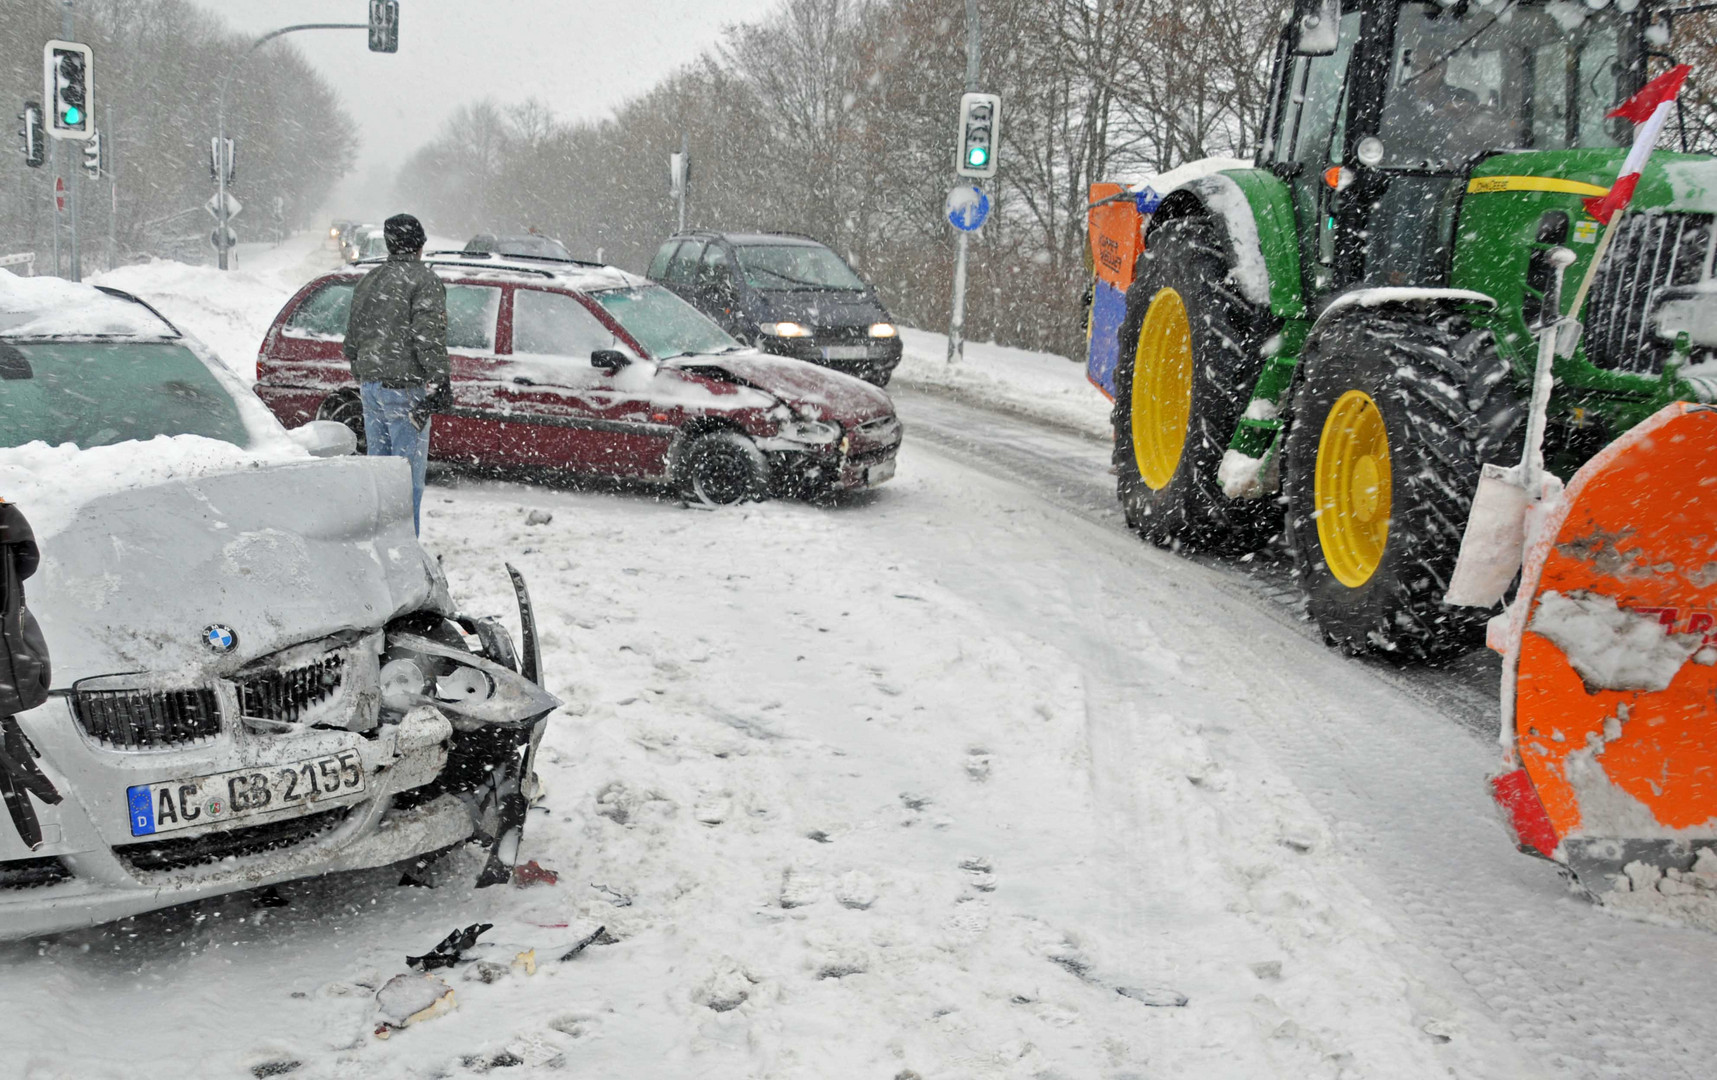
[236,653,345,726]
[1583,212,1713,374]
[71,684,221,750]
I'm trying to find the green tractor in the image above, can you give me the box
[1093,0,1716,660]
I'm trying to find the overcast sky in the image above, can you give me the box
[188,0,780,216]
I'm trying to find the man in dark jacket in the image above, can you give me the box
[343,213,449,533]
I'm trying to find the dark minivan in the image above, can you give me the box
[647,231,901,386]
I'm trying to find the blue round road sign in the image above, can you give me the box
[945,185,990,232]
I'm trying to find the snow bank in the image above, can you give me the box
[1530,590,1701,692]
[893,327,1112,439]
[0,435,304,540]
[0,268,172,337]
[91,259,298,383]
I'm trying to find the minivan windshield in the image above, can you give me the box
[0,341,250,449]
[592,285,740,360]
[1377,1,1628,169]
[734,244,868,291]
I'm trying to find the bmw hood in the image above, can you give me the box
[23,455,448,683]
[670,350,894,423]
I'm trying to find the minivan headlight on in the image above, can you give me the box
[868,323,897,338]
[763,321,812,338]
[778,418,841,446]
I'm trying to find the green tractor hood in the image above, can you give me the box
[1453,148,1717,417]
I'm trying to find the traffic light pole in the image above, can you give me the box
[946,0,981,365]
[63,0,80,282]
[214,23,366,269]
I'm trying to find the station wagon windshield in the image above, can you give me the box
[734,244,868,291]
[592,284,739,360]
[0,341,249,449]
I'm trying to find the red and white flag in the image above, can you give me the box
[1583,64,1693,225]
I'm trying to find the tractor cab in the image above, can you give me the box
[1264,0,1648,298]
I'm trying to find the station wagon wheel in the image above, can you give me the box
[317,392,366,454]
[680,430,769,506]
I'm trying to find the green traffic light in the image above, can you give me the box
[967,146,988,168]
[62,105,80,125]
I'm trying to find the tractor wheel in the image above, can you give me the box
[1283,310,1522,662]
[1113,216,1278,553]
[317,392,366,455]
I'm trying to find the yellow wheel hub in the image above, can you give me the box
[1314,389,1392,588]
[1130,288,1193,490]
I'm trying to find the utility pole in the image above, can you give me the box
[947,0,982,364]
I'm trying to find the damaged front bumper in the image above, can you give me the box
[764,414,904,496]
[0,567,558,940]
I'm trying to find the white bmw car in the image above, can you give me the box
[0,273,557,939]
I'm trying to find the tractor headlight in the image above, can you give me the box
[868,322,897,338]
[763,321,812,338]
[777,418,841,446]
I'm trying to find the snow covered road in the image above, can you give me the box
[6,241,1715,1076]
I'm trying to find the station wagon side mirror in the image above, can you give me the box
[1291,0,1339,55]
[591,349,631,372]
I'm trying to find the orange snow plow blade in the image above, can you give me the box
[1494,402,1717,886]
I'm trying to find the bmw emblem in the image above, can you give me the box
[203,624,237,653]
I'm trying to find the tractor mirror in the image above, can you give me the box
[1291,0,1340,55]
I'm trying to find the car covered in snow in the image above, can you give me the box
[254,253,903,504]
[0,274,558,939]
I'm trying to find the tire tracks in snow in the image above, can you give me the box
[898,389,1717,1079]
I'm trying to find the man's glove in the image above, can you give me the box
[410,382,451,431]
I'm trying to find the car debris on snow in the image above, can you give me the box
[374,973,457,1034]
[406,922,494,971]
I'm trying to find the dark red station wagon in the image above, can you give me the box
[254,253,903,504]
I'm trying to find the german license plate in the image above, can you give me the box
[867,459,897,486]
[126,750,365,837]
[821,345,872,361]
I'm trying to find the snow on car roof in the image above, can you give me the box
[341,253,646,292]
[0,270,179,339]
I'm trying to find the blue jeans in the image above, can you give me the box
[360,382,430,534]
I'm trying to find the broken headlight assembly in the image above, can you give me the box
[379,631,557,731]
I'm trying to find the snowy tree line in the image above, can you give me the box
[398,0,1288,359]
[0,0,355,274]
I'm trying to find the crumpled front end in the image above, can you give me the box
[0,457,558,938]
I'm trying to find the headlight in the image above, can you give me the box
[763,321,812,338]
[777,418,841,446]
[868,322,897,338]
[329,227,340,237]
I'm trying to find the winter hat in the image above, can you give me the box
[384,213,427,254]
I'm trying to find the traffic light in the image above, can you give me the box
[368,0,400,53]
[43,40,93,140]
[18,101,44,168]
[82,129,101,178]
[956,92,1000,179]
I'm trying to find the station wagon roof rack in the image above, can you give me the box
[356,253,559,279]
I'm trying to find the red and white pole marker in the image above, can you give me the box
[54,176,65,213]
[1567,64,1693,320]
